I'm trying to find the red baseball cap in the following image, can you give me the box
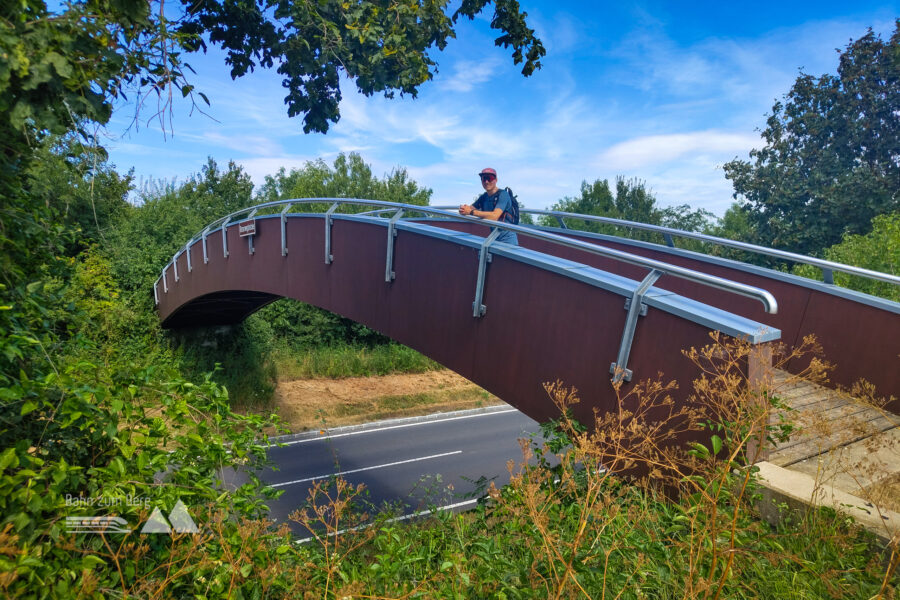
[478,168,497,177]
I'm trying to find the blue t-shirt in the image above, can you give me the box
[474,189,518,245]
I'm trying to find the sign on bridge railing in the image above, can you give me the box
[238,219,256,237]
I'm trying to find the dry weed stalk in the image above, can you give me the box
[289,477,377,598]
[490,332,893,599]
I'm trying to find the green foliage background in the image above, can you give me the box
[724,22,899,256]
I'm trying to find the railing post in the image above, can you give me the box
[556,216,568,229]
[281,203,293,256]
[246,209,258,256]
[173,251,179,282]
[324,203,339,264]
[472,229,503,317]
[385,209,404,282]
[222,219,230,258]
[161,266,168,293]
[202,227,209,264]
[610,269,664,383]
[186,243,192,272]
[154,281,159,305]
[821,268,834,285]
[663,233,675,248]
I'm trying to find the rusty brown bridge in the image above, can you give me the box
[155,200,900,426]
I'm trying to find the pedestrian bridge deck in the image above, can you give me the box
[768,369,898,469]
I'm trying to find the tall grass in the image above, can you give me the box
[273,342,440,380]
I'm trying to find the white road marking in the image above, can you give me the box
[269,450,463,488]
[274,408,518,446]
[293,498,480,545]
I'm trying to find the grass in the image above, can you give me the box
[324,388,494,422]
[274,342,441,379]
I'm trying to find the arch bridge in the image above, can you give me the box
[154,200,900,426]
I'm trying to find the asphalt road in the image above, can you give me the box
[256,406,546,536]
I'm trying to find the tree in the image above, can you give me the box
[105,158,255,308]
[1,0,545,193]
[25,135,133,252]
[794,213,899,301]
[257,152,432,208]
[186,0,546,134]
[724,22,900,256]
[541,177,713,243]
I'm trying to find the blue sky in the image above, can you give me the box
[104,1,899,216]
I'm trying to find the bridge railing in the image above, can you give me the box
[517,208,900,288]
[161,197,778,314]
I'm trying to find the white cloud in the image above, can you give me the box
[596,131,759,171]
[236,155,322,185]
[193,131,284,156]
[439,58,503,92]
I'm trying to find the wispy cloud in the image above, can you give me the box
[596,131,759,171]
[439,58,503,92]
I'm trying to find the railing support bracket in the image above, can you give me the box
[281,203,293,256]
[202,227,210,264]
[611,269,663,384]
[472,229,502,317]
[385,209,404,282]
[222,219,230,258]
[247,209,258,255]
[325,203,339,264]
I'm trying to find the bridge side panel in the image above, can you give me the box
[532,233,899,405]
[159,217,760,427]
[420,222,898,405]
[468,252,735,426]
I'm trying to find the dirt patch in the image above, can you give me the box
[273,369,505,432]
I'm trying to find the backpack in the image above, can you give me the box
[501,187,520,225]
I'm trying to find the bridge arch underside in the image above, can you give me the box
[158,215,779,427]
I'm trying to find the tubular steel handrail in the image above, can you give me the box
[522,208,900,287]
[158,197,779,316]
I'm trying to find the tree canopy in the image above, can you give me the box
[1,0,545,191]
[541,177,714,242]
[258,152,432,206]
[794,212,900,301]
[724,22,900,256]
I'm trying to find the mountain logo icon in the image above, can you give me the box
[140,500,199,534]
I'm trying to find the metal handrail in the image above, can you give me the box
[523,209,900,287]
[163,198,778,314]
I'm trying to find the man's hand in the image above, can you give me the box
[459,204,475,216]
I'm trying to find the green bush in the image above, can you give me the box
[795,212,899,301]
